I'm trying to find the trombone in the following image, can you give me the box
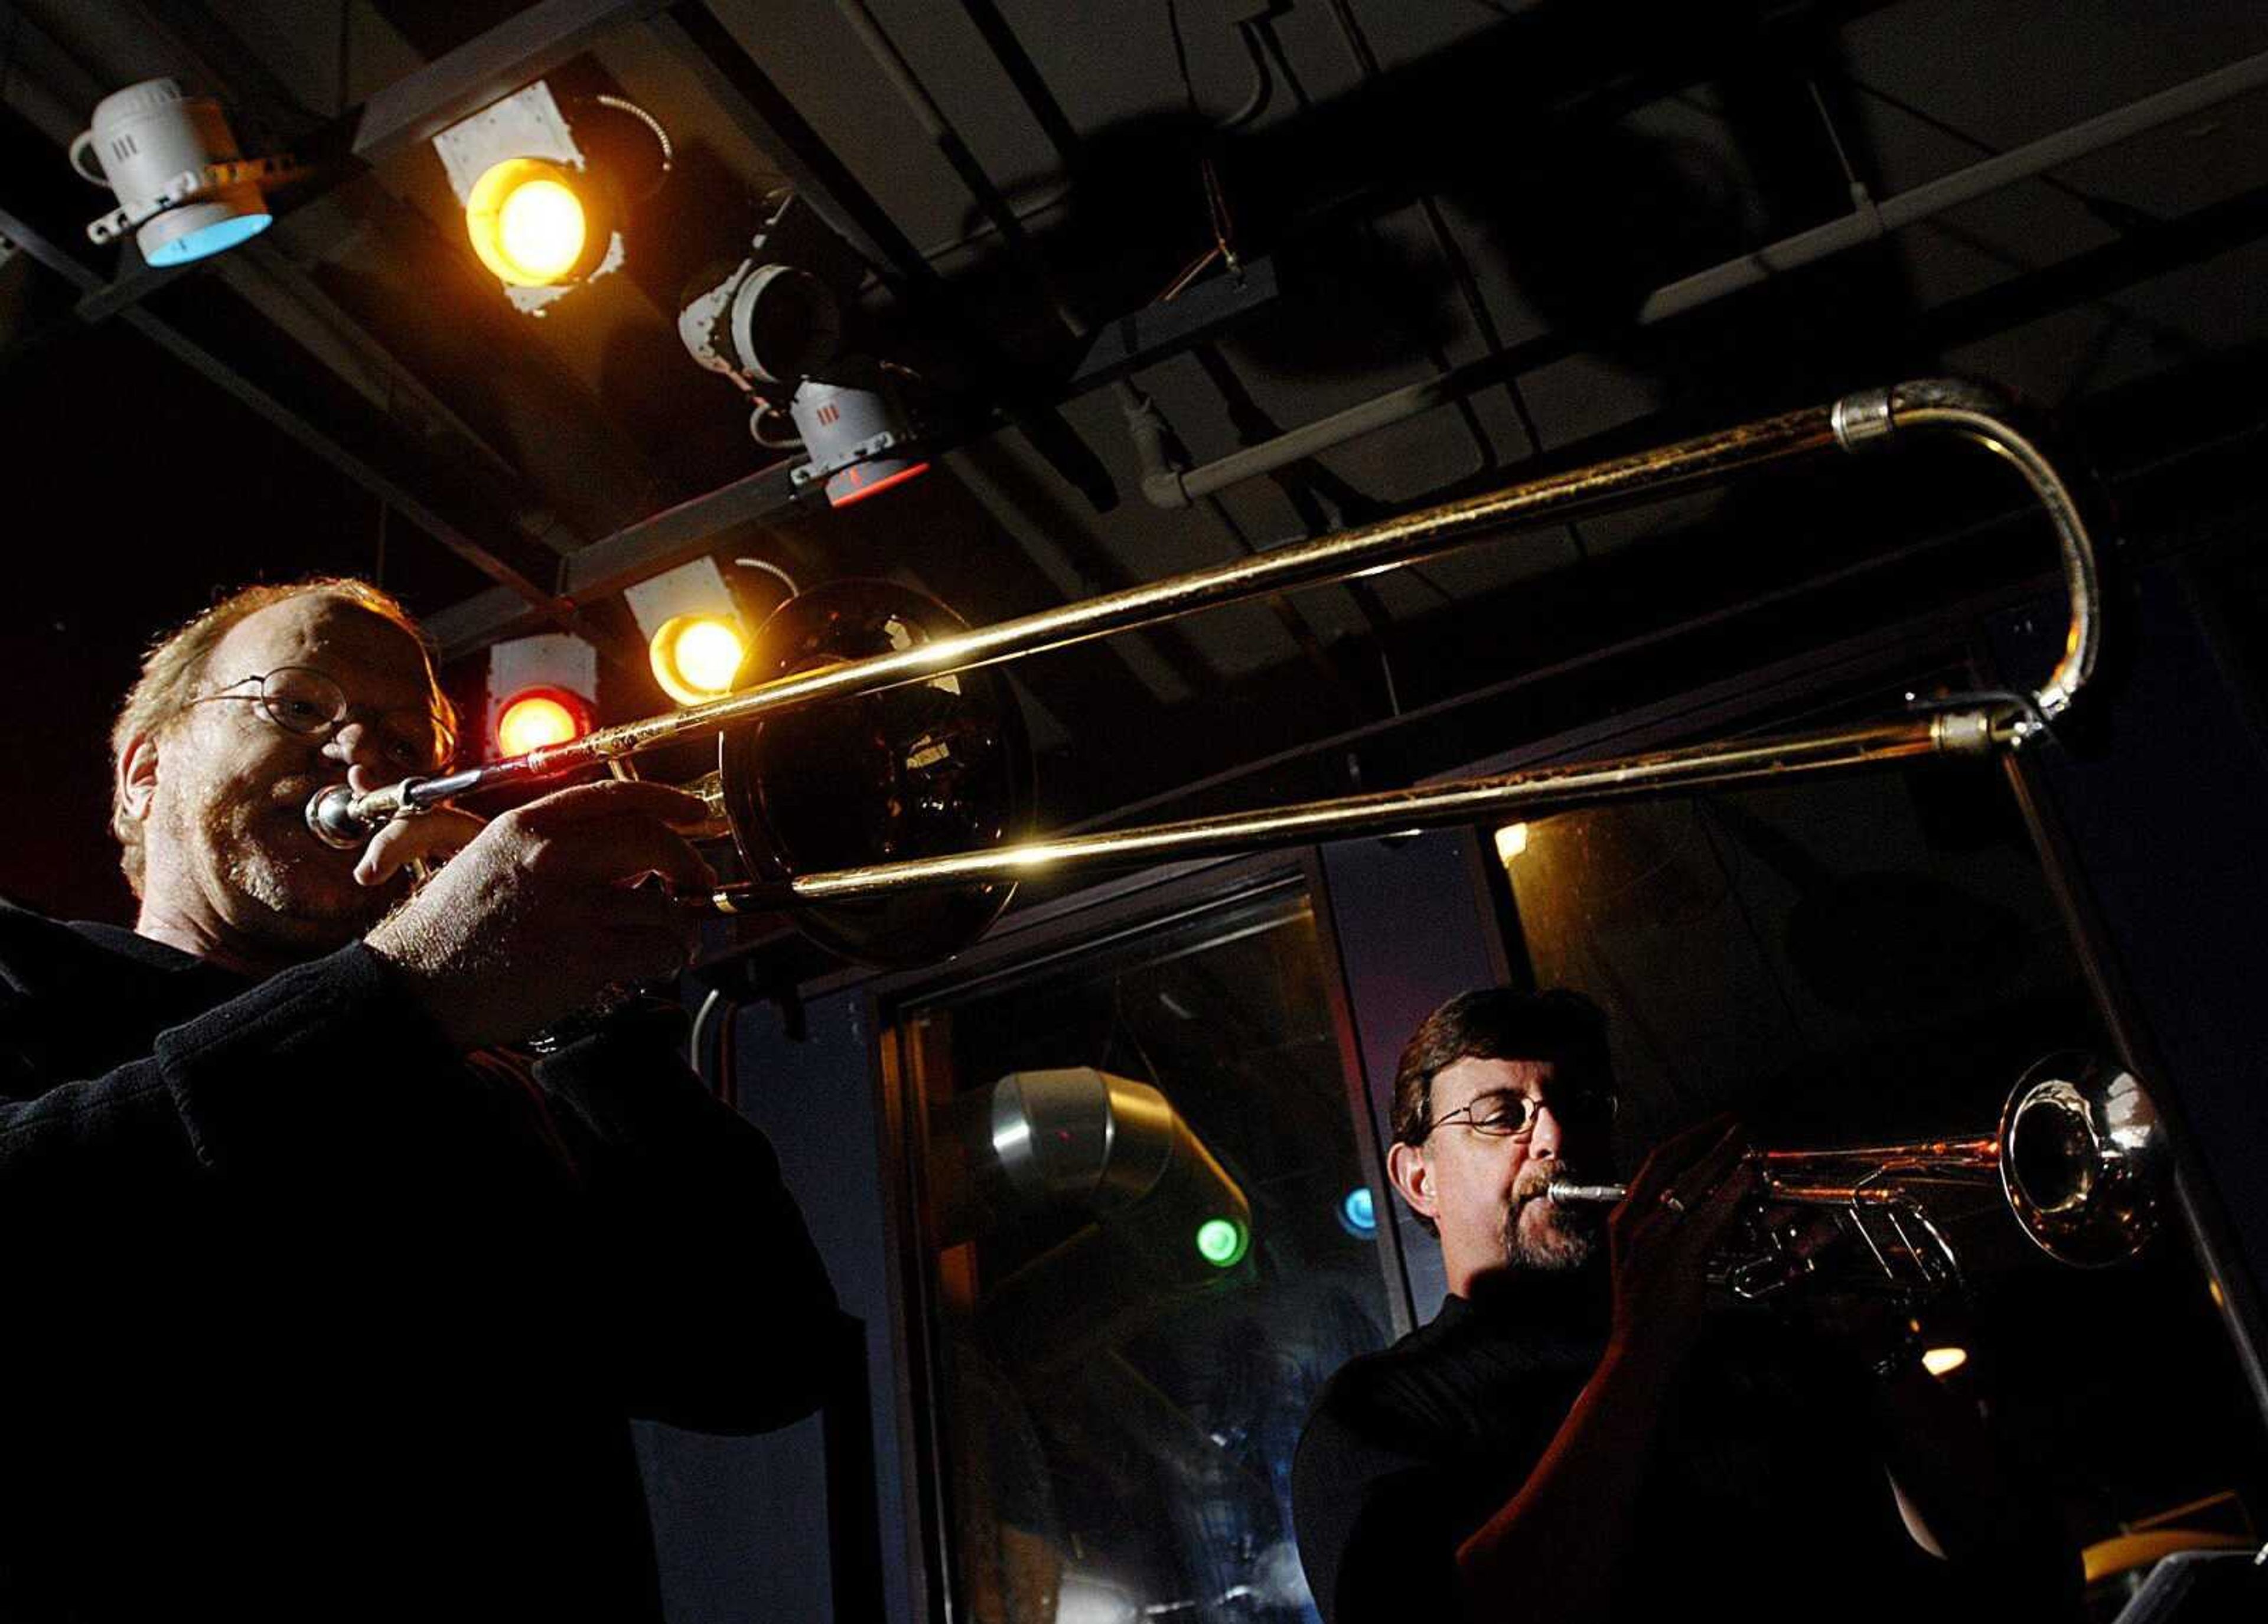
[307,378,2101,966]
[1547,1054,2166,1299]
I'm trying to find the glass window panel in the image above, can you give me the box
[1493,758,2268,1588]
[894,883,1393,1624]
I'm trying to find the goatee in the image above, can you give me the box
[1501,1172,1600,1273]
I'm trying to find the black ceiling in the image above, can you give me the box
[2,0,2264,927]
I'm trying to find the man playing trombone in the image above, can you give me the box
[1291,987,2079,1623]
[0,579,838,1621]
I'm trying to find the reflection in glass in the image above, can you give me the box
[1493,764,2267,1604]
[899,887,1390,1623]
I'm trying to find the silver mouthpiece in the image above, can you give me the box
[1546,1180,1628,1207]
[304,784,370,849]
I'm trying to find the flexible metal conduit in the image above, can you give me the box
[1136,47,2268,508]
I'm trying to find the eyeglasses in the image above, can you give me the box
[189,666,455,772]
[1423,1085,1614,1143]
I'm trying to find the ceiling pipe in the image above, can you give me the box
[1133,45,2268,509]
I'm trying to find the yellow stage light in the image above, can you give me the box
[496,689,590,756]
[650,614,748,706]
[465,158,601,288]
[1921,1346,1969,1378]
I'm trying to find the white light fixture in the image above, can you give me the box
[487,632,599,758]
[624,558,751,707]
[71,80,296,267]
[679,193,928,506]
[432,81,666,315]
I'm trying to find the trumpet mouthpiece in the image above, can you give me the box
[1547,1180,1628,1206]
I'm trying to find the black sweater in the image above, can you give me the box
[0,898,838,1621]
[1293,1270,1998,1624]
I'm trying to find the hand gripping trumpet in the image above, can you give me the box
[1548,1054,2166,1300]
[307,379,2102,968]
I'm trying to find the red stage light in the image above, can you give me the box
[495,687,592,756]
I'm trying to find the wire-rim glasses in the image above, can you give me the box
[1423,1084,1615,1143]
[190,666,454,772]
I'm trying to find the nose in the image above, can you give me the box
[322,715,394,776]
[1527,1101,1567,1162]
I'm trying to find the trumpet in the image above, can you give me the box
[1547,1053,2165,1300]
[305,379,2102,967]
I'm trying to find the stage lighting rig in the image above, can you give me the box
[678,192,929,508]
[431,81,670,315]
[623,558,751,708]
[71,79,299,267]
[487,634,597,757]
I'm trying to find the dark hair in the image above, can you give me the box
[1390,987,1613,1152]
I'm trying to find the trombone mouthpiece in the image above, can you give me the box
[304,784,370,850]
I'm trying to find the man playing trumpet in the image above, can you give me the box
[0,579,837,1621]
[1291,987,2078,1623]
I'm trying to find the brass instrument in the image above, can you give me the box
[1547,1053,2166,1299]
[305,378,2102,967]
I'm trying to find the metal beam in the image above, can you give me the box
[430,459,800,657]
[351,0,675,161]
[649,1,1118,513]
[1067,259,1280,392]
[423,250,1291,657]
[646,2,938,291]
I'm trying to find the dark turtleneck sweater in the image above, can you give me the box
[0,898,838,1622]
[1293,1266,2008,1624]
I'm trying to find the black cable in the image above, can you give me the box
[335,0,351,115]
[1,4,23,107]
[1320,0,1600,563]
[1164,0,1198,117]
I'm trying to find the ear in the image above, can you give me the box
[1386,1140,1439,1224]
[118,731,161,826]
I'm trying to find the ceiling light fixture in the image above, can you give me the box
[432,82,668,315]
[649,615,748,707]
[679,191,929,507]
[71,79,298,267]
[495,687,592,755]
[623,558,752,709]
[487,634,598,759]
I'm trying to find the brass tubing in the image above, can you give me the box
[1551,1147,2002,1211]
[702,710,1990,910]
[335,403,1843,830]
[322,377,2101,842]
[1832,380,2097,716]
[1757,1138,2001,1178]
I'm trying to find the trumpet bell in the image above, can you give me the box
[1999,1051,2164,1268]
[718,579,1034,966]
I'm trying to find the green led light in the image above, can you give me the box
[1195,1217,1250,1268]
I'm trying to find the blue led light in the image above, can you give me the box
[146,211,273,266]
[1339,1186,1377,1238]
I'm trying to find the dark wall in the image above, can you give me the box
[1314,831,1507,1325]
[1993,563,2268,1398]
[638,987,914,1624]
